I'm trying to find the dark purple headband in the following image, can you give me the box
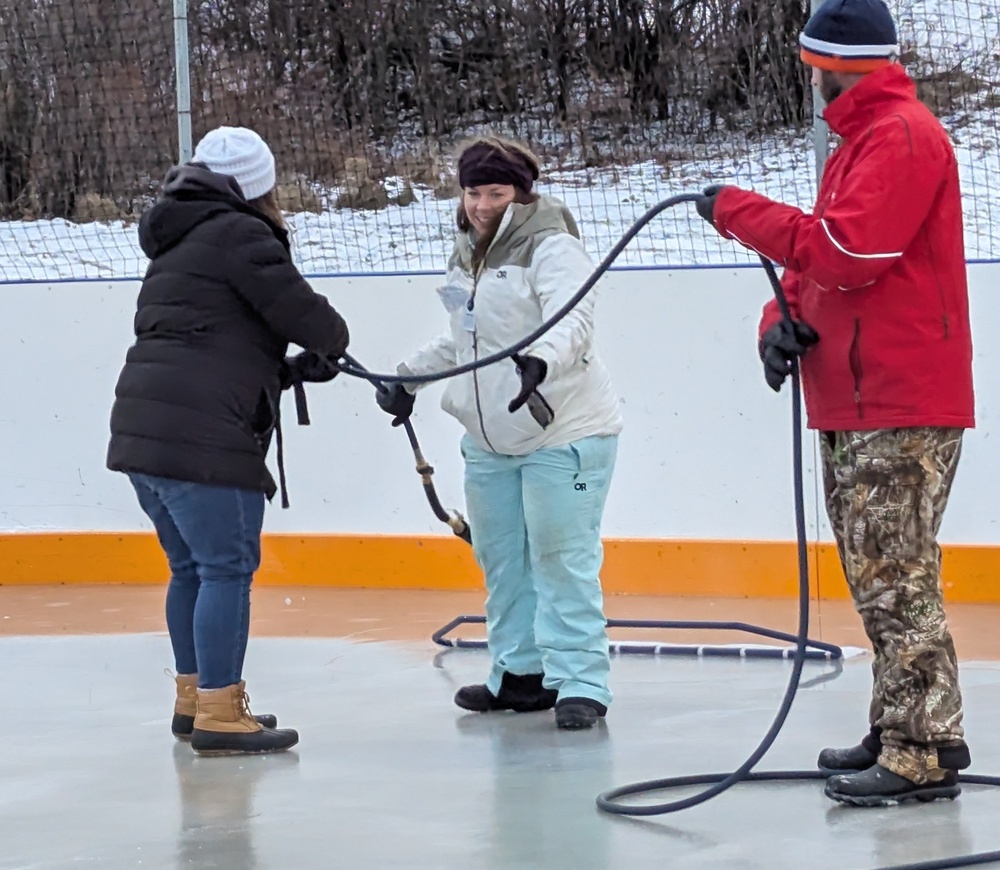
[458,143,538,192]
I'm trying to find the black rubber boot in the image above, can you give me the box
[191,725,299,756]
[824,764,960,807]
[454,672,558,713]
[817,728,881,774]
[555,697,607,730]
[172,710,278,740]
[938,743,973,770]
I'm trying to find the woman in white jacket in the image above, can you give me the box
[376,136,623,729]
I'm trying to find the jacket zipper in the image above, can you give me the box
[468,265,499,453]
[465,218,518,454]
[471,327,499,453]
[849,318,864,420]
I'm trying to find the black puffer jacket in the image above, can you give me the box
[107,165,349,497]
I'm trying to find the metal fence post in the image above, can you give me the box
[810,0,829,184]
[173,0,193,163]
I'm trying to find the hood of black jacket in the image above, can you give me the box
[138,164,256,259]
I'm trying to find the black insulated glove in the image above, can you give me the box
[760,320,819,393]
[508,354,554,429]
[507,354,548,414]
[279,351,340,390]
[376,383,416,427]
[279,351,341,426]
[695,185,726,225]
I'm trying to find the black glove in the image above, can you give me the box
[278,351,341,426]
[760,319,819,393]
[695,185,726,225]
[279,351,340,390]
[375,383,415,427]
[507,354,548,414]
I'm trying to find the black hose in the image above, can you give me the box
[593,254,1000,870]
[431,613,843,660]
[348,192,1000,867]
[334,193,703,387]
[594,256,812,815]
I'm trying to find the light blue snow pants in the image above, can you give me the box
[461,433,618,708]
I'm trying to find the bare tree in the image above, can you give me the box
[4,0,987,221]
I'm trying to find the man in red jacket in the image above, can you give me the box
[697,0,975,807]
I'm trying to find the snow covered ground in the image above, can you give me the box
[1,0,997,282]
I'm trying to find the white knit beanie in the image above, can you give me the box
[192,126,276,201]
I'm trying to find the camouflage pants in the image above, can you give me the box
[821,427,966,784]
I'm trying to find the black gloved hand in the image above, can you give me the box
[280,351,340,390]
[695,185,726,225]
[508,354,548,414]
[760,319,820,393]
[375,383,416,427]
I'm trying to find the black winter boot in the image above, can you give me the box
[817,728,881,774]
[824,764,960,807]
[938,743,973,770]
[454,672,558,713]
[555,697,607,730]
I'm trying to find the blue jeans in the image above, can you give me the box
[128,473,265,690]
[462,434,618,708]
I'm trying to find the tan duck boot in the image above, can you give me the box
[172,674,278,740]
[190,681,298,756]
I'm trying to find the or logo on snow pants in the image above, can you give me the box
[574,482,587,492]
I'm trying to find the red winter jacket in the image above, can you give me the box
[713,64,975,432]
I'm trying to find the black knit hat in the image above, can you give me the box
[800,0,899,72]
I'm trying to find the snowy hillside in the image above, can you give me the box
[1,0,997,281]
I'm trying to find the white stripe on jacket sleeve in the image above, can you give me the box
[821,219,903,260]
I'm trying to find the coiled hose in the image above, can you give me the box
[337,194,1000,870]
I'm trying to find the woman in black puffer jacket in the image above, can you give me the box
[107,126,349,756]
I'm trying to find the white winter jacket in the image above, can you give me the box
[399,196,623,455]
